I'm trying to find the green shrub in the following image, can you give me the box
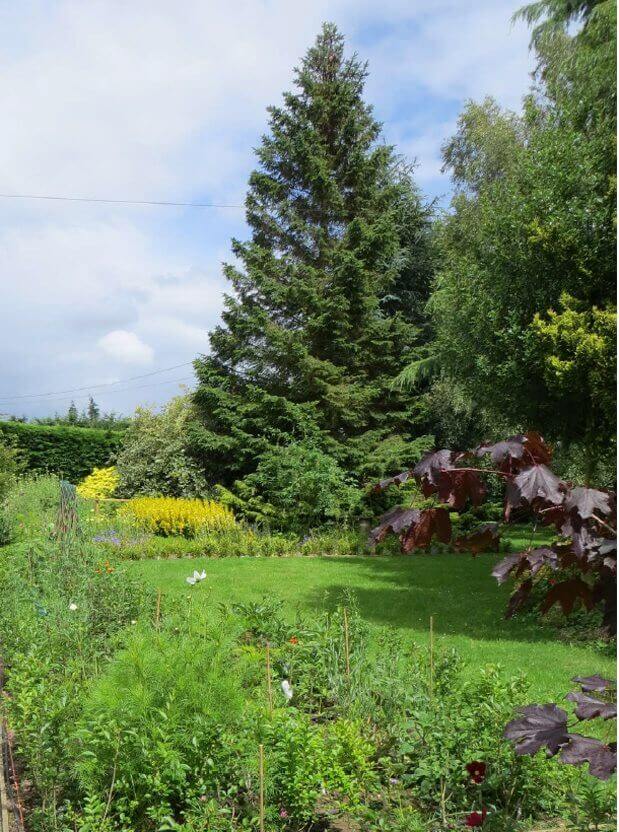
[0,421,122,482]
[115,395,208,498]
[222,442,361,531]
[0,434,24,499]
[0,526,149,821]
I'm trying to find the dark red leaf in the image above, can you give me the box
[525,547,559,577]
[504,704,569,756]
[493,547,557,584]
[476,435,527,465]
[559,735,617,780]
[401,507,452,551]
[492,553,522,584]
[572,675,615,693]
[437,469,486,510]
[506,578,533,617]
[566,692,617,721]
[514,465,564,506]
[521,431,552,466]
[565,487,612,520]
[373,470,413,492]
[540,578,593,616]
[370,507,420,545]
[412,449,454,486]
[456,523,500,555]
[476,431,551,470]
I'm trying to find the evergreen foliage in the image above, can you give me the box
[0,421,123,483]
[192,24,434,486]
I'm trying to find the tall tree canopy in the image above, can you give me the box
[192,24,434,485]
[426,0,616,464]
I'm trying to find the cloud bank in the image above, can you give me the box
[0,0,533,418]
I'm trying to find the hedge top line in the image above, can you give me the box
[0,421,125,438]
[0,421,124,483]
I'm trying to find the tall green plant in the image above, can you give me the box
[191,23,434,486]
[423,0,616,453]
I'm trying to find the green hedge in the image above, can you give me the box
[0,422,123,483]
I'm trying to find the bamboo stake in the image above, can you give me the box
[258,743,265,832]
[265,642,273,715]
[343,607,351,678]
[429,615,434,700]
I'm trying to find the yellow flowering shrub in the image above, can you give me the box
[77,466,119,500]
[119,496,235,538]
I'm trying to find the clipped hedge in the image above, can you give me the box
[0,422,123,483]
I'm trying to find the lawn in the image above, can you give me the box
[132,534,616,702]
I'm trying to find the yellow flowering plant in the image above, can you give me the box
[77,466,120,500]
[119,496,235,538]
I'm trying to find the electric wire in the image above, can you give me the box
[0,193,243,209]
[0,362,195,402]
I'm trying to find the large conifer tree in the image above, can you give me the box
[192,24,433,484]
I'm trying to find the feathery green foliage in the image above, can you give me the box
[192,24,434,487]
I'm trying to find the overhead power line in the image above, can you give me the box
[0,361,195,402]
[1,376,196,410]
[0,193,243,209]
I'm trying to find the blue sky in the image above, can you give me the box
[0,0,534,419]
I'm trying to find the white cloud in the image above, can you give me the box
[98,330,154,365]
[0,0,535,417]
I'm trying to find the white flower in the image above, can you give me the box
[131,620,137,625]
[68,602,78,611]
[281,679,293,702]
[186,569,206,586]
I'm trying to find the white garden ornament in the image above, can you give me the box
[281,679,293,702]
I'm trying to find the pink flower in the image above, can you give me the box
[279,808,289,818]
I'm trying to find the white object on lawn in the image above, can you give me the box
[281,679,293,702]
[186,569,206,586]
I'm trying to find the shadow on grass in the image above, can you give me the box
[300,553,554,644]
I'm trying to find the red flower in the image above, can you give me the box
[465,808,487,827]
[289,636,298,645]
[465,761,486,784]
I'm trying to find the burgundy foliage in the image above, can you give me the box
[504,677,617,780]
[371,431,617,782]
[371,431,617,634]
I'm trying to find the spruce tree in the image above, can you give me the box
[192,24,433,485]
[87,396,100,424]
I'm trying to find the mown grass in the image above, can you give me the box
[130,528,616,701]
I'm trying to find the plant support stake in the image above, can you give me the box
[266,642,273,715]
[429,615,434,700]
[258,743,265,832]
[343,607,350,677]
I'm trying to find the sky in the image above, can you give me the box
[0,0,534,420]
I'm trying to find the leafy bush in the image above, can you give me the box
[223,442,361,531]
[115,395,208,498]
[76,465,119,499]
[119,496,236,537]
[0,421,122,482]
[0,479,150,825]
[0,434,24,500]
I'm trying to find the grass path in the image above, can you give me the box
[132,539,615,701]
